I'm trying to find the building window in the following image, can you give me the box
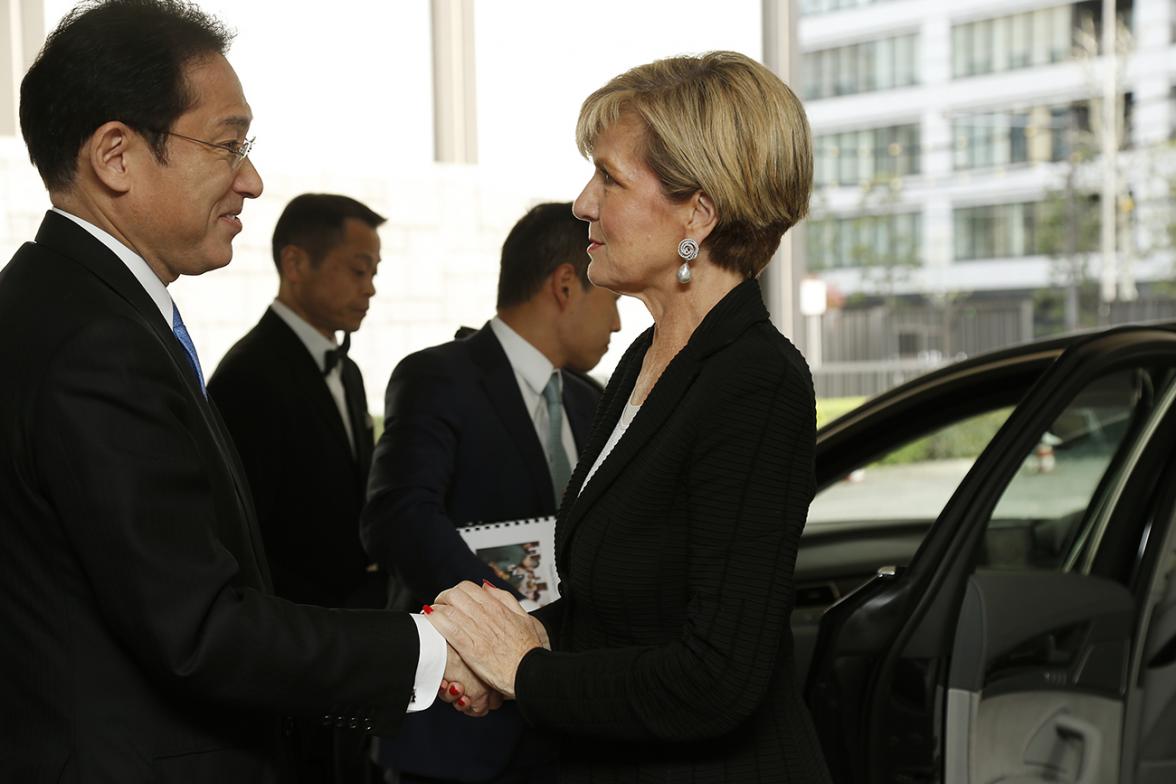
[815,124,921,187]
[800,0,898,16]
[953,1,1134,79]
[952,103,1092,170]
[953,199,1099,261]
[807,211,923,270]
[1170,85,1176,139]
[804,33,920,100]
[953,5,1073,78]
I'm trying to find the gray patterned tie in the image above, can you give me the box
[541,372,572,501]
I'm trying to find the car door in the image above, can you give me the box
[795,337,1072,680]
[805,326,1176,784]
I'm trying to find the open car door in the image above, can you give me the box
[806,327,1176,784]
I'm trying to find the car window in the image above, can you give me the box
[978,368,1157,571]
[808,406,1014,529]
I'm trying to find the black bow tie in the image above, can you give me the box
[323,332,351,376]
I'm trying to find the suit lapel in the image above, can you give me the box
[259,310,359,474]
[556,279,772,563]
[468,325,555,512]
[342,359,374,480]
[33,212,270,580]
[555,330,702,561]
[563,382,596,453]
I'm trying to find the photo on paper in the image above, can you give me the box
[459,516,559,606]
[477,541,551,604]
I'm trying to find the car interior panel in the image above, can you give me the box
[798,326,1176,784]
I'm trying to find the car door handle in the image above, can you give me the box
[1053,714,1101,784]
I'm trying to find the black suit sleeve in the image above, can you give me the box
[36,316,418,732]
[361,355,505,602]
[514,360,816,742]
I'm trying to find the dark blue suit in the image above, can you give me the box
[361,323,599,782]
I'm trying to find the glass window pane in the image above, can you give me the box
[953,24,970,78]
[837,45,856,95]
[876,36,895,90]
[1052,5,1072,63]
[972,20,992,75]
[1032,9,1053,66]
[808,407,1016,528]
[1010,12,1030,68]
[954,208,969,259]
[979,370,1157,570]
[895,34,916,86]
[839,132,856,184]
[1009,111,1028,163]
[992,16,1011,73]
[994,112,1010,166]
[859,42,876,93]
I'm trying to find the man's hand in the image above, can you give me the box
[430,635,503,716]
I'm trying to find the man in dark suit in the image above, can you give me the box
[362,202,620,783]
[208,193,387,782]
[0,3,487,782]
[209,193,384,611]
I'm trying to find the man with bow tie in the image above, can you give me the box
[208,193,387,781]
[210,193,385,612]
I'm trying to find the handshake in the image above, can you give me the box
[422,580,550,717]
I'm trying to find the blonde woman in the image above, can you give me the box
[428,51,830,783]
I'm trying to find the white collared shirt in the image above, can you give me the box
[51,207,174,327]
[489,317,577,469]
[268,299,355,455]
[47,207,444,713]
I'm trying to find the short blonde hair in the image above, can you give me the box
[576,51,813,277]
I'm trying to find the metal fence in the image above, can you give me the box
[812,299,1032,397]
[811,296,1176,399]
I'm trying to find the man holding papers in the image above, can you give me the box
[361,202,617,784]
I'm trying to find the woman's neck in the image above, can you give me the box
[628,264,745,405]
[641,265,745,355]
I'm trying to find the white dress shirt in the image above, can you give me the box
[489,317,577,468]
[51,207,445,713]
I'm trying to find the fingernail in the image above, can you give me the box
[482,579,493,588]
[422,604,433,615]
[457,698,467,708]
[449,684,460,696]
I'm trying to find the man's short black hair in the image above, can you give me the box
[271,193,386,270]
[496,202,590,310]
[20,0,232,192]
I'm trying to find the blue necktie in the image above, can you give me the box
[172,305,206,395]
[541,372,572,500]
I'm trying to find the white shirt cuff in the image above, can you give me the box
[407,613,447,713]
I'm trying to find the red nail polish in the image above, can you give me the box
[422,604,433,615]
[457,698,467,708]
[449,684,460,696]
[482,579,493,588]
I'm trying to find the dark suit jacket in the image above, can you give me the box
[361,323,599,781]
[0,212,418,783]
[208,308,378,608]
[515,280,832,783]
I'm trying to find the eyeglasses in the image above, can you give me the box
[158,130,255,169]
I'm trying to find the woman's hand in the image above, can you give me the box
[425,580,549,699]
